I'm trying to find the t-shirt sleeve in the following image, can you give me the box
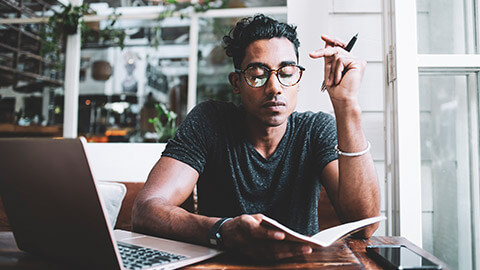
[311,112,338,172]
[161,101,216,174]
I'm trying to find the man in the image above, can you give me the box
[132,14,380,261]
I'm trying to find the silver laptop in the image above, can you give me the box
[0,137,222,270]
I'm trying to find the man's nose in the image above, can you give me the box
[264,72,283,96]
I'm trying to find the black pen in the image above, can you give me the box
[321,33,359,91]
[344,32,358,52]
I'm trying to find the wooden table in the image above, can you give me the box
[0,232,449,269]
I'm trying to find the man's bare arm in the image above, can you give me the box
[311,35,380,237]
[132,156,312,260]
[320,137,380,237]
[132,156,216,245]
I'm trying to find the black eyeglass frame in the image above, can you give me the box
[234,64,306,88]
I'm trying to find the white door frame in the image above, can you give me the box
[384,0,423,246]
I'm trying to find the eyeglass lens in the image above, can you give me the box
[244,65,302,87]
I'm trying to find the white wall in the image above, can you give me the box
[288,0,386,235]
[84,143,165,182]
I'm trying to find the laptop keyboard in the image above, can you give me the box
[117,242,187,270]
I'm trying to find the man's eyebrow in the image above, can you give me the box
[245,62,269,69]
[244,61,298,70]
[280,61,297,67]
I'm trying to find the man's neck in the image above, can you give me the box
[245,116,288,160]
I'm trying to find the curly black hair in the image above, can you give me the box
[222,14,300,69]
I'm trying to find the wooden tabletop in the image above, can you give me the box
[0,232,449,269]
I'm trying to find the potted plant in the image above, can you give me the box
[148,104,178,142]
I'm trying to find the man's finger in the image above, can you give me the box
[321,35,346,47]
[328,55,337,88]
[309,48,339,58]
[240,215,285,240]
[252,224,286,240]
[272,243,313,260]
[334,57,345,85]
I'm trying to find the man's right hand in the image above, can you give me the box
[220,214,313,261]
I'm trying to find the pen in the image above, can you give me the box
[321,33,358,91]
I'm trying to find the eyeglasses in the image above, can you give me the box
[235,64,305,88]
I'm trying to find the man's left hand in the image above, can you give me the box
[309,35,366,107]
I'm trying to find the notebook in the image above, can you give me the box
[0,137,222,270]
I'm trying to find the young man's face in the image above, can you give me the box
[229,38,299,128]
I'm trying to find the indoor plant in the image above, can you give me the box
[41,3,125,71]
[148,103,178,142]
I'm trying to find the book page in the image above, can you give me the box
[261,216,386,247]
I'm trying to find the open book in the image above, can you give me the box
[261,216,386,247]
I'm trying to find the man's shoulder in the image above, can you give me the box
[192,100,240,116]
[186,100,242,131]
[291,110,335,122]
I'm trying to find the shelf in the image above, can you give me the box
[0,0,37,17]
[0,1,65,89]
[0,53,13,61]
[3,24,42,43]
[0,64,62,86]
[0,42,49,62]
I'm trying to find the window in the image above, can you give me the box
[419,74,478,269]
[0,3,287,142]
[386,0,480,269]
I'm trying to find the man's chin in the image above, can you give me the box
[262,116,288,127]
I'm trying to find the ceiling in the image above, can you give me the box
[83,0,287,8]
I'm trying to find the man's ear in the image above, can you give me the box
[228,72,241,94]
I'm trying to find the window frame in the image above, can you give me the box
[386,0,480,266]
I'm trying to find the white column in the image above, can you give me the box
[187,14,199,113]
[63,0,83,138]
[42,87,49,123]
[392,0,422,245]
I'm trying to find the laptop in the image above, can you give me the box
[0,138,222,270]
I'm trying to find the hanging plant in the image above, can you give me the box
[81,9,126,49]
[41,3,126,73]
[150,0,229,47]
[41,4,93,71]
[51,3,92,35]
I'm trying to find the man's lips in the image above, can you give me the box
[262,101,286,108]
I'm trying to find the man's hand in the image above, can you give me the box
[309,35,366,106]
[220,214,313,261]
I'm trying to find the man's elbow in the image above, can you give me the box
[131,196,148,232]
[354,223,379,239]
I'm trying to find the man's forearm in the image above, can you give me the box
[132,197,218,246]
[332,100,380,234]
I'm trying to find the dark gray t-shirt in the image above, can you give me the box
[162,100,338,235]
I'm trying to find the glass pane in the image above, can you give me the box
[0,22,64,138]
[196,14,287,105]
[79,18,190,142]
[419,74,475,270]
[416,0,472,54]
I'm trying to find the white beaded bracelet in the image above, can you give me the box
[334,141,371,157]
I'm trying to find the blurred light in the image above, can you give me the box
[85,99,91,106]
[105,102,130,114]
